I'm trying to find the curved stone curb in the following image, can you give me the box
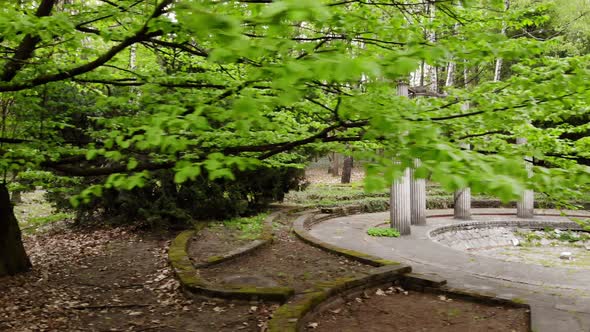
[291,210,533,331]
[424,285,532,331]
[269,269,531,332]
[293,214,401,267]
[169,229,201,287]
[193,211,279,268]
[168,215,295,302]
[429,219,583,239]
[400,272,529,309]
[268,264,412,332]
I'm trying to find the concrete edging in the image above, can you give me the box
[289,210,533,331]
[193,211,278,268]
[268,264,412,332]
[293,214,402,267]
[269,268,531,332]
[168,212,294,302]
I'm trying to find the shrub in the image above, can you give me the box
[48,167,304,228]
[367,227,401,237]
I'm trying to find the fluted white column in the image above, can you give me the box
[516,138,534,218]
[454,188,471,220]
[454,142,471,220]
[391,167,412,235]
[390,82,411,235]
[410,159,426,225]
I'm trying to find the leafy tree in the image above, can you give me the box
[1,0,590,277]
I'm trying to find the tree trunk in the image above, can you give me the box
[10,190,22,204]
[0,183,31,277]
[494,0,510,82]
[341,156,353,184]
[328,152,340,176]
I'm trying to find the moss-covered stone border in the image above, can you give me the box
[168,213,294,302]
[193,210,278,268]
[268,264,412,332]
[269,270,531,332]
[292,214,401,267]
[285,210,532,332]
[416,284,532,331]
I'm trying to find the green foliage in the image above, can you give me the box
[27,213,73,227]
[367,227,401,238]
[0,0,590,231]
[50,167,303,227]
[516,228,590,246]
[222,213,269,240]
[570,216,590,231]
[548,230,590,243]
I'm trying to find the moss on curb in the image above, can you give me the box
[194,211,280,268]
[266,211,415,332]
[268,264,411,332]
[292,214,402,267]
[281,210,534,332]
[168,213,295,302]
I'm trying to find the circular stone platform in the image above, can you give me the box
[309,209,590,290]
[307,208,590,331]
[429,219,590,269]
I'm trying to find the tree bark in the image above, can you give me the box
[341,156,353,183]
[0,183,31,277]
[10,190,22,204]
[328,152,340,176]
[494,0,510,82]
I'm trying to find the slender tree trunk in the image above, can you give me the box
[494,0,510,82]
[0,183,31,277]
[424,2,438,93]
[10,190,22,204]
[329,152,340,176]
[341,156,353,183]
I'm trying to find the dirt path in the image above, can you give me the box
[311,289,528,332]
[1,212,529,332]
[196,212,371,292]
[0,226,273,332]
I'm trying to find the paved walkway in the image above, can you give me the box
[309,208,590,332]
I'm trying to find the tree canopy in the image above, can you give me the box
[1,0,589,213]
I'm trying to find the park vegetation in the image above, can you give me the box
[1,0,590,277]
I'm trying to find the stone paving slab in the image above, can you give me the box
[308,208,590,332]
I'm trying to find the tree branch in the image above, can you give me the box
[45,160,175,177]
[0,0,174,92]
[258,120,368,159]
[1,0,57,82]
[0,138,33,144]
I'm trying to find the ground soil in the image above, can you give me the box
[188,224,253,266]
[0,224,276,332]
[303,163,365,184]
[197,212,372,291]
[310,289,529,332]
[1,209,528,331]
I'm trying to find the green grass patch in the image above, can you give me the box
[27,212,73,226]
[367,227,400,237]
[285,183,388,205]
[286,181,587,212]
[222,212,269,240]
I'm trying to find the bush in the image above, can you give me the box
[48,167,305,228]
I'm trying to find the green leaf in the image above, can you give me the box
[127,158,138,171]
